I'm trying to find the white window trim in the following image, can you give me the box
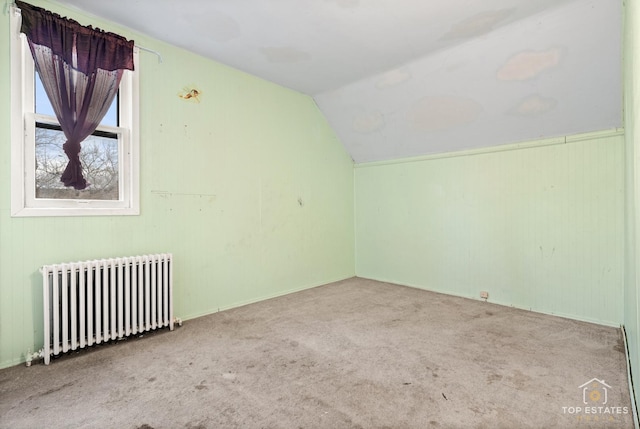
[10,5,140,217]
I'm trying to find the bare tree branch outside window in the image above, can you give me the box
[35,127,119,200]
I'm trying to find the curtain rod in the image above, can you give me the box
[136,45,163,63]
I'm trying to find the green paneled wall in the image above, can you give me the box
[355,133,625,326]
[0,1,355,368]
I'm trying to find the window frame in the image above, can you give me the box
[10,5,140,217]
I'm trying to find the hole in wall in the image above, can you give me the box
[179,86,202,102]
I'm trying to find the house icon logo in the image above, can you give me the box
[579,378,611,405]
[561,378,628,417]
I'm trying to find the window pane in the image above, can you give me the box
[35,126,119,200]
[34,73,55,118]
[35,73,118,127]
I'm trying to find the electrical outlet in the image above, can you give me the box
[480,291,489,300]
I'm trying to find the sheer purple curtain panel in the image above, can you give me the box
[17,1,134,190]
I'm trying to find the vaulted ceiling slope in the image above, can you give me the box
[56,0,622,163]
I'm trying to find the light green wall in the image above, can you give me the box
[624,0,640,414]
[0,0,355,368]
[355,132,625,326]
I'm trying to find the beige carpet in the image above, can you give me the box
[0,277,635,428]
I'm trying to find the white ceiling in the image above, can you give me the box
[55,0,622,163]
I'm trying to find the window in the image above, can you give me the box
[10,5,140,217]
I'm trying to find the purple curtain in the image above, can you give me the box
[17,1,134,190]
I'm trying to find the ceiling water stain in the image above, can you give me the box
[440,9,515,41]
[352,111,385,134]
[497,48,563,81]
[509,94,557,116]
[260,47,312,64]
[181,10,241,42]
[324,0,360,8]
[375,68,412,89]
[409,96,482,131]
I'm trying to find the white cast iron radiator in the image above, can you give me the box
[37,253,174,365]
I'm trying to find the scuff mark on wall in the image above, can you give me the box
[409,96,483,132]
[497,48,564,81]
[151,190,217,200]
